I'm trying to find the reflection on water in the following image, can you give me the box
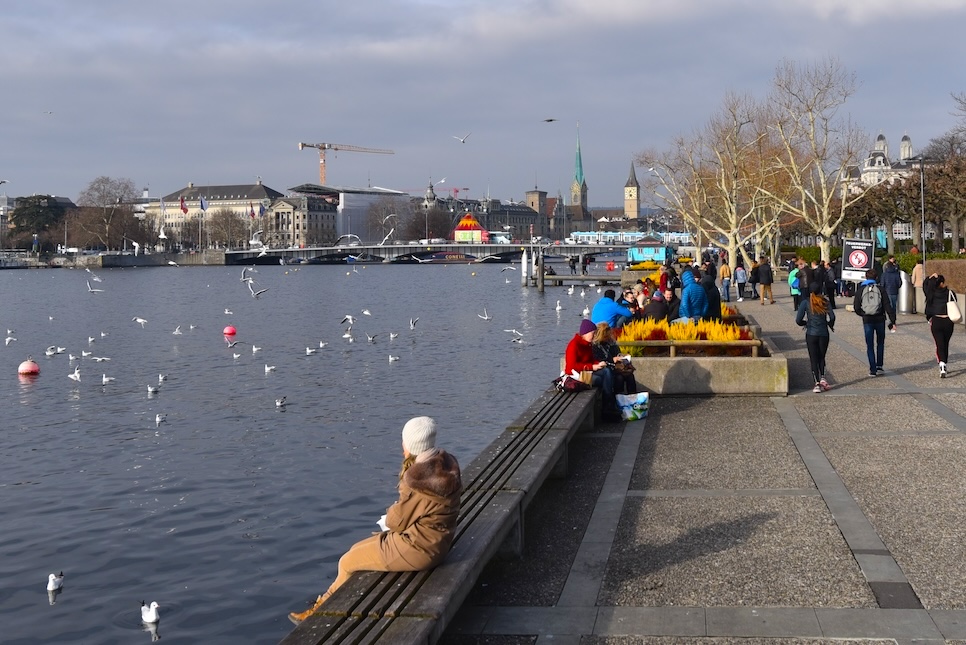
[0,263,587,643]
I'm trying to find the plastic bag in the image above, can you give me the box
[616,392,649,421]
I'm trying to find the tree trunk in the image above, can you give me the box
[951,215,961,253]
[886,220,895,255]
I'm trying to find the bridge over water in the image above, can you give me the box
[225,242,629,265]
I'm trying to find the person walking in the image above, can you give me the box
[881,255,902,313]
[748,260,760,300]
[788,261,802,310]
[923,273,956,378]
[822,260,837,309]
[910,258,924,314]
[853,268,897,376]
[288,417,461,624]
[796,282,836,392]
[758,256,775,305]
[718,261,732,303]
[734,263,747,302]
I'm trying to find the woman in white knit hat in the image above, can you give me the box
[289,416,462,624]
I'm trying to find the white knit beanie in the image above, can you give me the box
[402,416,437,456]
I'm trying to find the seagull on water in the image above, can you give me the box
[90,356,111,362]
[224,308,233,315]
[389,332,398,340]
[305,347,317,355]
[265,364,276,373]
[478,308,491,320]
[68,367,80,382]
[141,601,160,624]
[252,345,262,353]
[101,374,115,385]
[81,350,92,357]
[133,317,148,328]
[319,341,328,348]
[567,285,574,295]
[233,352,241,359]
[510,337,523,344]
[276,397,286,408]
[409,317,419,330]
[555,300,562,311]
[362,309,371,316]
[365,333,377,343]
[167,260,178,267]
[47,572,64,591]
[45,346,58,357]
[147,384,160,394]
[88,336,96,344]
[69,354,78,362]
[582,306,590,317]
[172,325,182,335]
[86,279,104,293]
[580,289,586,298]
[389,355,400,362]
[155,414,166,427]
[100,331,109,337]
[158,374,167,383]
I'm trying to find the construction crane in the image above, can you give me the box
[441,187,470,200]
[297,142,394,185]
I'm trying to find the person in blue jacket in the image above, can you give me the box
[590,289,633,329]
[675,268,708,323]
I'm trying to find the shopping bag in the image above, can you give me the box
[616,392,649,421]
[947,291,962,323]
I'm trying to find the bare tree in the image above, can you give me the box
[75,176,140,250]
[759,57,870,261]
[365,196,411,244]
[206,208,247,249]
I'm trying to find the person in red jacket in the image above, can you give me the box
[565,318,620,421]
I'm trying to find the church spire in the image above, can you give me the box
[574,125,585,186]
[625,161,639,188]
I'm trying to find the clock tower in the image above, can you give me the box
[624,162,640,220]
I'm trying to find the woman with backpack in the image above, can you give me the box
[923,273,956,378]
[796,282,836,392]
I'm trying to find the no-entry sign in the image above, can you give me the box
[842,238,875,282]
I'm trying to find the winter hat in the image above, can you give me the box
[579,319,596,335]
[808,281,823,294]
[652,291,665,301]
[402,416,437,456]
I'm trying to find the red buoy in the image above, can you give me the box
[18,359,40,375]
[223,325,237,336]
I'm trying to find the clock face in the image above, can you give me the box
[625,188,634,198]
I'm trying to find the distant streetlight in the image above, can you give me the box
[905,155,929,272]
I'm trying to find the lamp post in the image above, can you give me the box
[905,155,928,272]
[0,179,8,251]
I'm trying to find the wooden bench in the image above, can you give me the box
[279,388,598,645]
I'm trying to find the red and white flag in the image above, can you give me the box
[249,202,256,219]
[180,197,188,214]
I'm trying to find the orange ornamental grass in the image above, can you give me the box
[617,318,752,357]
[721,303,738,317]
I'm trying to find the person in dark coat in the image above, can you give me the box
[663,287,680,322]
[701,271,722,321]
[641,291,669,321]
[923,273,956,378]
[881,255,902,312]
[757,257,775,304]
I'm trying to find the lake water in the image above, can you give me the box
[0,262,594,644]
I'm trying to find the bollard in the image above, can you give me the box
[537,250,545,292]
[520,249,528,287]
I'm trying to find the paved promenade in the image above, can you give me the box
[444,286,966,645]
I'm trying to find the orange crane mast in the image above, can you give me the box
[297,142,394,185]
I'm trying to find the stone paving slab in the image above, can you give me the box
[629,398,814,491]
[817,434,966,610]
[599,497,875,608]
[581,639,893,645]
[795,394,958,433]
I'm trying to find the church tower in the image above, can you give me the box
[624,162,640,220]
[570,126,588,211]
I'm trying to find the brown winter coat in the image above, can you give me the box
[380,449,462,569]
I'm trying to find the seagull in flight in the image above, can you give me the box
[504,329,524,336]
[90,356,111,362]
[133,317,148,328]
[172,325,182,335]
[362,309,371,316]
[4,335,15,346]
[248,281,268,299]
[409,317,419,330]
[542,118,558,122]
[167,260,179,267]
[85,268,103,282]
[86,279,104,293]
[342,326,353,339]
[501,266,517,272]
[452,132,471,143]
[225,339,246,348]
[341,315,356,325]
[366,333,377,343]
[478,308,491,320]
[68,366,81,382]
[224,308,233,315]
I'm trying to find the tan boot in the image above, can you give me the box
[288,595,325,625]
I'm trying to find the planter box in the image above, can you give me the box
[627,331,787,396]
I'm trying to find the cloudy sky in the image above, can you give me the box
[2,0,964,208]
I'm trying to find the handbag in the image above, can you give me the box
[579,370,594,385]
[553,373,592,393]
[947,291,962,323]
